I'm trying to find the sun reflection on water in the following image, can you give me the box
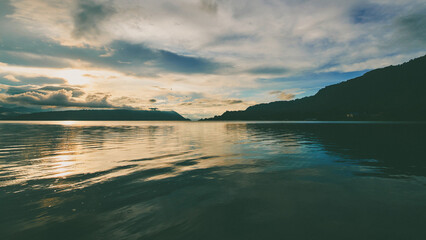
[0,121,311,191]
[51,155,75,178]
[60,121,77,126]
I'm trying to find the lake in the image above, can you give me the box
[1,121,426,240]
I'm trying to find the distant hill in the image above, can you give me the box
[2,109,189,121]
[0,106,40,118]
[203,54,426,121]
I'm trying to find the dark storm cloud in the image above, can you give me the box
[72,0,115,39]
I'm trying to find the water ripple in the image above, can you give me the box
[1,121,426,239]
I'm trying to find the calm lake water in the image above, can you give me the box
[1,121,426,240]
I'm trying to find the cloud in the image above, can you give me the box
[394,9,426,47]
[269,90,296,101]
[209,33,257,47]
[0,75,67,86]
[3,75,20,82]
[350,3,395,24]
[107,41,224,74]
[0,51,73,68]
[72,0,115,40]
[38,86,85,97]
[200,0,218,14]
[248,66,289,75]
[2,89,117,108]
[6,86,33,95]
[0,33,105,68]
[5,0,425,75]
[0,36,225,75]
[2,0,426,118]
[225,99,243,104]
[0,81,120,109]
[179,98,247,107]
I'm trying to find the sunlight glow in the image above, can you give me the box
[60,121,77,126]
[51,155,75,178]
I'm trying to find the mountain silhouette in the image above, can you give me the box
[3,109,189,121]
[204,54,426,121]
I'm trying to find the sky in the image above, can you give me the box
[0,0,425,119]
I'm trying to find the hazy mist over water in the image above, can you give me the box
[1,121,426,239]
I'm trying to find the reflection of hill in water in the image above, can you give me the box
[240,122,426,178]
